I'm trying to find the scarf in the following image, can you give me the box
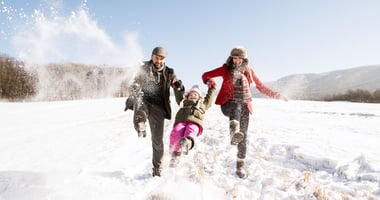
[232,65,252,103]
[150,64,165,84]
[179,99,202,109]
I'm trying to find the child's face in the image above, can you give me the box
[188,91,200,101]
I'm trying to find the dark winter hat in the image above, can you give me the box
[152,47,167,58]
[230,46,247,59]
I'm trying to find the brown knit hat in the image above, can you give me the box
[152,47,167,57]
[230,46,247,58]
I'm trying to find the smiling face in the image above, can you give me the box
[187,91,200,101]
[232,56,243,66]
[151,54,165,68]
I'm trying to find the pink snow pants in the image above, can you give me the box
[169,121,200,153]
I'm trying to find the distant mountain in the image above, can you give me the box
[253,65,380,100]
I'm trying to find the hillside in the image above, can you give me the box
[255,65,380,100]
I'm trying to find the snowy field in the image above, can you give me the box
[0,97,379,199]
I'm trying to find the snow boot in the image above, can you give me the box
[236,159,248,179]
[180,137,193,155]
[134,110,147,137]
[136,121,146,137]
[169,152,181,168]
[230,120,244,145]
[152,167,161,177]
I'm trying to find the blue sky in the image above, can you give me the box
[1,0,380,86]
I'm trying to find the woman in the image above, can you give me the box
[201,46,287,178]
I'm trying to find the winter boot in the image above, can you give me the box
[136,121,146,137]
[180,137,193,155]
[169,152,181,168]
[236,159,248,179]
[230,120,244,145]
[152,167,161,177]
[134,110,147,137]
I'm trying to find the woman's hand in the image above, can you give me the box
[275,93,288,102]
[206,78,217,88]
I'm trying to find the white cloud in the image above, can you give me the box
[11,5,142,67]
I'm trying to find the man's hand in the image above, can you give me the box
[172,80,184,91]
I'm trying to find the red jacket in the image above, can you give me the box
[202,64,279,114]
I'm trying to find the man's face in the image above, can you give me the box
[151,55,166,68]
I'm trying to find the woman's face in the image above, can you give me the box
[232,56,243,66]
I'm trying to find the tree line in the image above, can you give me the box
[0,54,131,101]
[323,89,380,103]
[0,54,37,100]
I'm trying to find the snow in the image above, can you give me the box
[0,97,379,199]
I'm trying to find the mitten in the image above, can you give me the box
[206,78,217,88]
[275,93,288,102]
[124,96,135,111]
[172,80,185,91]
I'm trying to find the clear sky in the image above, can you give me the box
[1,0,380,86]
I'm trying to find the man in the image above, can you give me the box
[125,47,185,177]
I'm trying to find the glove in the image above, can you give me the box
[124,96,135,111]
[206,78,217,88]
[275,93,288,102]
[172,80,185,91]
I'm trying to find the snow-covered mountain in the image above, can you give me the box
[256,65,380,100]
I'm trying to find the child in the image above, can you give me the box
[168,79,217,167]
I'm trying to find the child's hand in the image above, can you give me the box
[206,78,217,88]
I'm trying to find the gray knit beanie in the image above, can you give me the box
[230,46,247,58]
[152,47,168,57]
